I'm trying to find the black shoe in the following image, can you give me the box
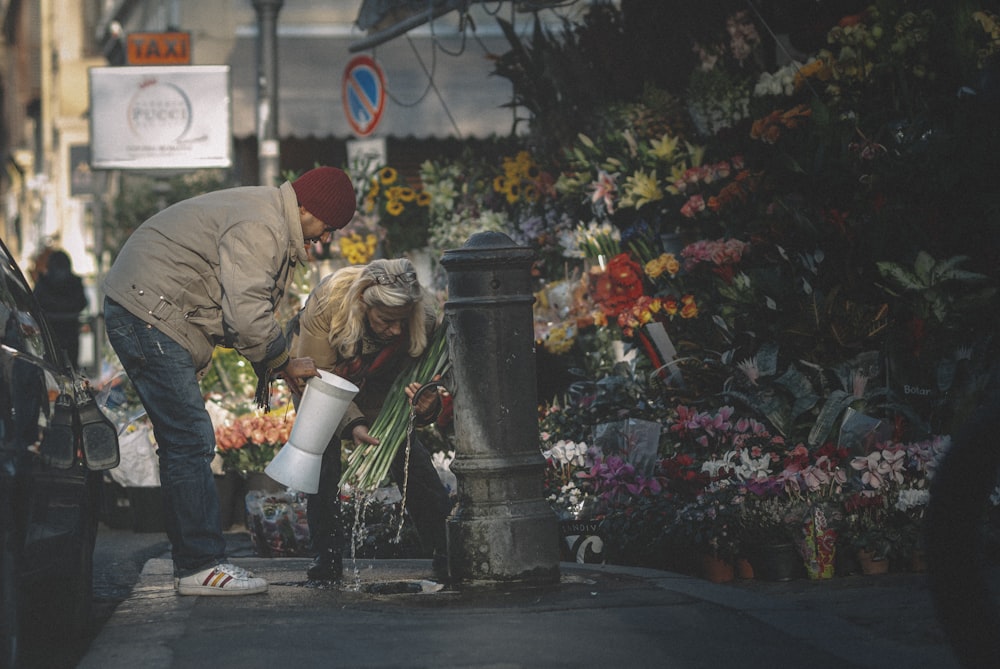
[307,550,343,581]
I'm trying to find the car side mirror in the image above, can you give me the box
[75,380,120,471]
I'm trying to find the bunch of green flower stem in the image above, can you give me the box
[340,326,450,492]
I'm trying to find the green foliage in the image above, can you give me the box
[200,348,259,405]
[876,252,995,324]
[105,170,231,261]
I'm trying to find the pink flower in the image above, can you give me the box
[680,194,706,218]
[589,170,617,215]
[851,452,886,488]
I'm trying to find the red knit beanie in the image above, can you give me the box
[291,166,357,230]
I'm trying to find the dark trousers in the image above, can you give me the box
[307,434,452,558]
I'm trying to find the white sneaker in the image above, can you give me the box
[175,562,268,596]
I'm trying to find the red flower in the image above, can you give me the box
[590,252,645,316]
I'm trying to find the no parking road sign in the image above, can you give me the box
[342,55,386,137]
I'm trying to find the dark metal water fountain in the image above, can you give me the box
[439,231,560,585]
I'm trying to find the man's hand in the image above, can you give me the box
[351,424,380,447]
[278,356,320,396]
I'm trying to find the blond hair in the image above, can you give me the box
[324,258,430,359]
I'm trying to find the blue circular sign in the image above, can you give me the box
[342,55,386,137]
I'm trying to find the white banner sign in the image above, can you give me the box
[89,65,231,169]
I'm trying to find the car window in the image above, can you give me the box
[0,245,55,363]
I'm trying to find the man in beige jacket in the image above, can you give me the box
[103,167,356,595]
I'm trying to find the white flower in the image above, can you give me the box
[754,61,804,97]
[701,451,737,478]
[896,488,930,512]
[734,449,772,481]
[545,440,588,467]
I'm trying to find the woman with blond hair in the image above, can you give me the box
[288,257,451,581]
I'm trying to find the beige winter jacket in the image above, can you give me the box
[102,180,307,376]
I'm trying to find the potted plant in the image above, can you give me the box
[670,481,744,582]
[738,489,808,581]
[843,491,900,574]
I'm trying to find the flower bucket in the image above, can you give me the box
[801,508,837,580]
[265,371,359,494]
[857,549,890,575]
[700,553,735,584]
[751,542,802,582]
[558,519,605,564]
[736,557,755,580]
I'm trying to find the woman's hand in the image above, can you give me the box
[278,356,320,396]
[406,377,445,425]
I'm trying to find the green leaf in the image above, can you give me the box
[774,366,820,417]
[913,251,935,283]
[876,261,922,290]
[808,389,856,447]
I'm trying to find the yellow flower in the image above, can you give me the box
[665,163,688,195]
[685,142,705,168]
[416,191,432,207]
[505,181,522,204]
[621,169,663,209]
[397,187,416,202]
[543,323,575,355]
[645,253,679,279]
[378,166,397,185]
[493,175,507,193]
[386,200,404,216]
[650,133,680,161]
[680,294,699,319]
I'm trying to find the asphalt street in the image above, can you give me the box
[18,521,986,669]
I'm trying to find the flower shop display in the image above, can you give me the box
[94,1,1000,578]
[379,1,1000,582]
[360,165,431,257]
[214,408,296,478]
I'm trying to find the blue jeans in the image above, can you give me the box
[104,298,226,576]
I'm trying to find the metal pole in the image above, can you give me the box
[91,180,106,378]
[440,231,560,585]
[252,0,284,187]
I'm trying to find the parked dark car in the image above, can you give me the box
[0,237,118,668]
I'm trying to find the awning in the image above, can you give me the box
[226,28,519,140]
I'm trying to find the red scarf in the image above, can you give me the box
[334,336,404,388]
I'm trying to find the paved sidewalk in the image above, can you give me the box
[78,549,965,669]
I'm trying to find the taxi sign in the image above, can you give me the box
[342,55,386,137]
[126,32,191,66]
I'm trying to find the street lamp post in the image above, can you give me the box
[252,0,284,187]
